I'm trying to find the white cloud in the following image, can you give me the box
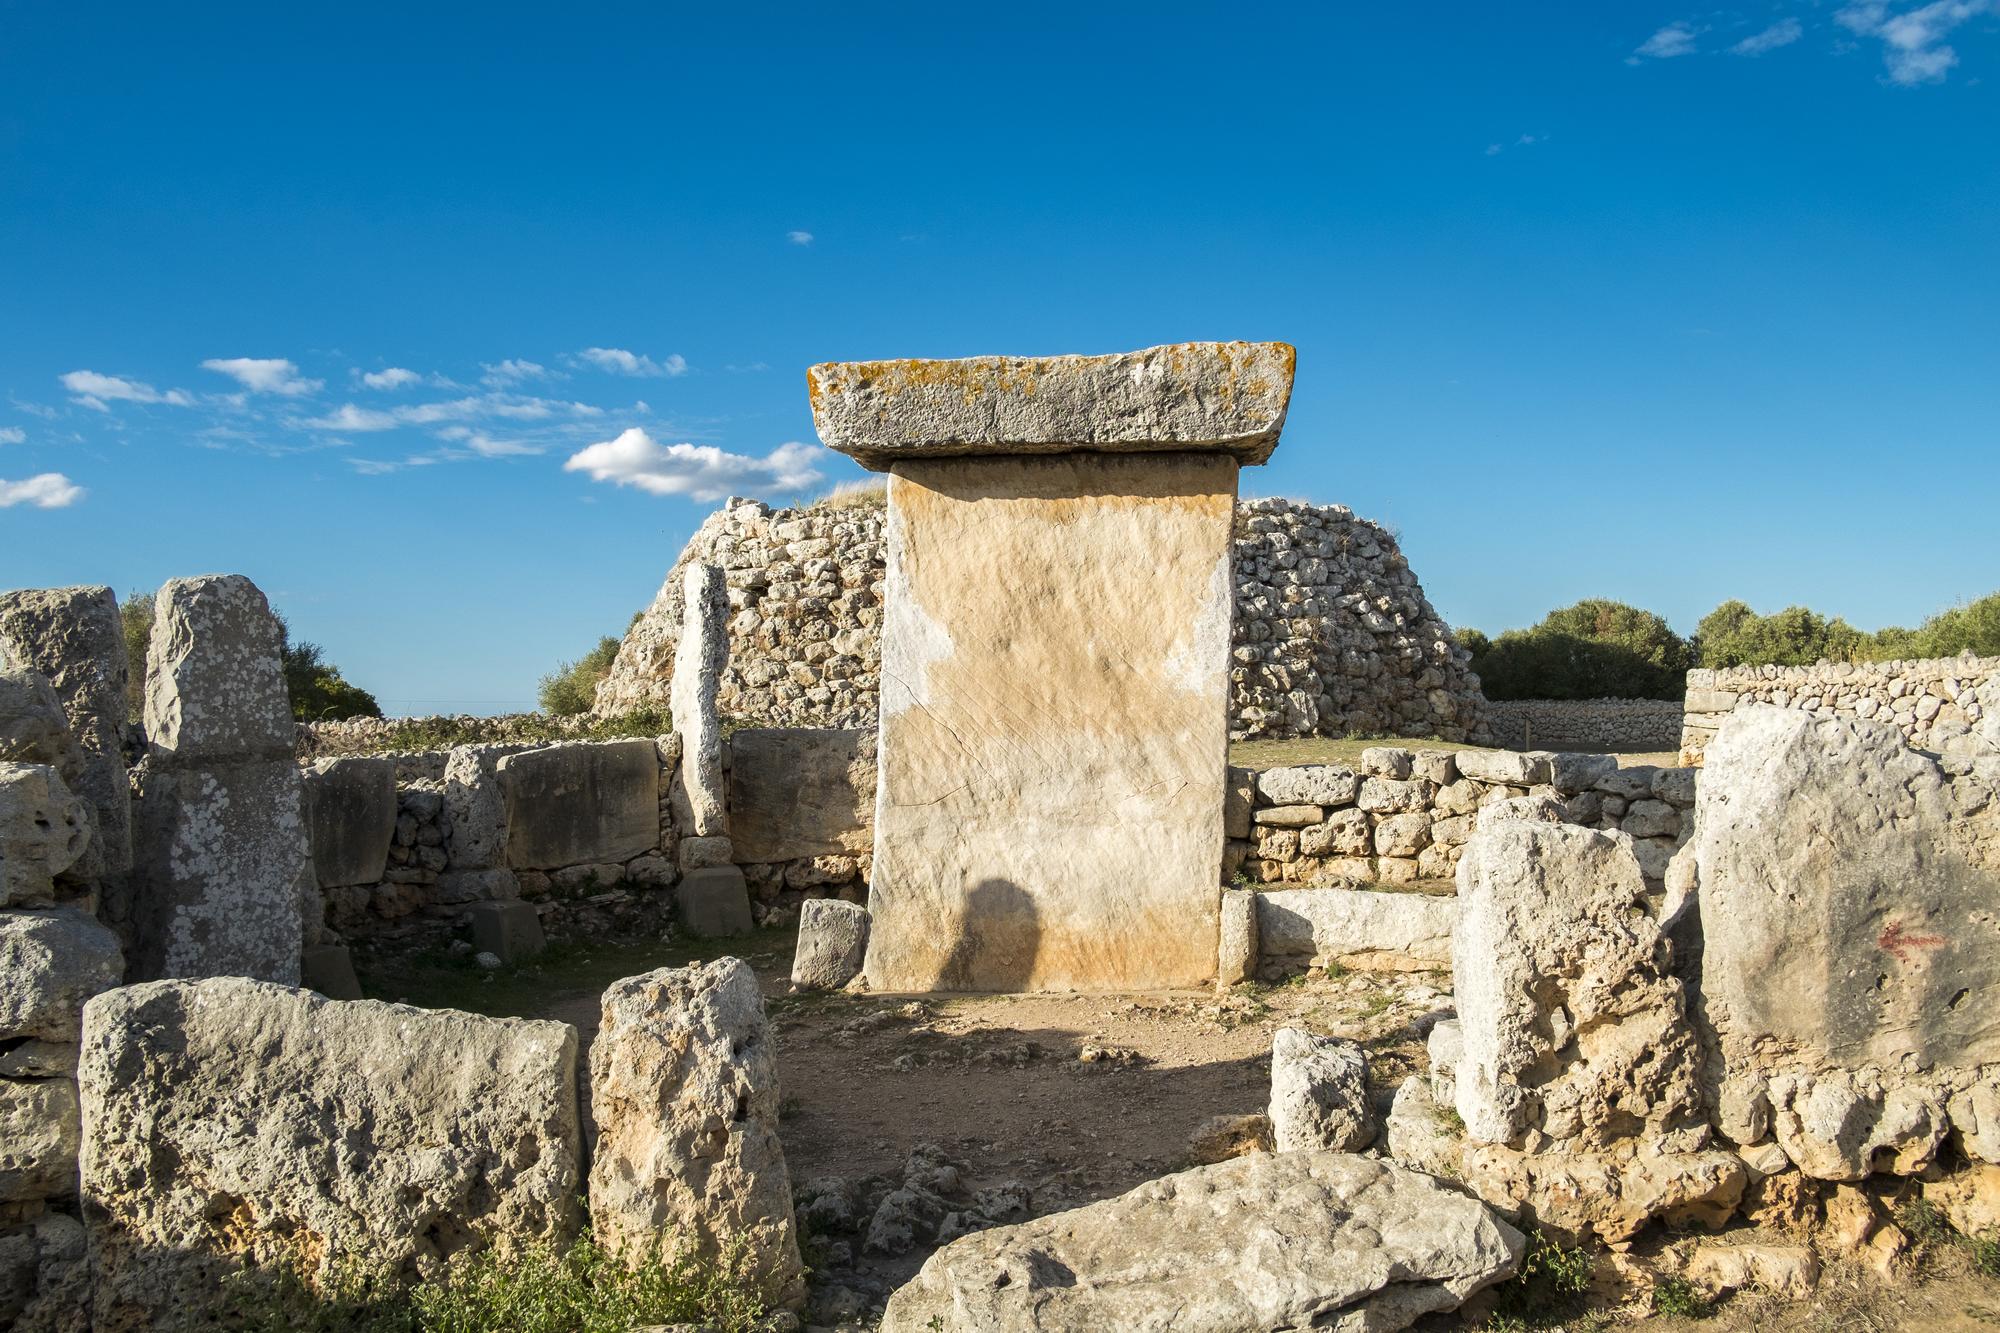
[0,427,23,445]
[434,426,543,457]
[480,359,549,387]
[301,403,401,432]
[200,357,322,396]
[787,230,814,246]
[1634,21,1703,59]
[346,457,403,476]
[58,370,195,411]
[564,429,825,502]
[300,393,602,434]
[577,347,689,378]
[1838,0,1991,83]
[0,472,85,509]
[1731,17,1804,54]
[361,366,423,390]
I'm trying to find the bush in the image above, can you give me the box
[118,591,380,722]
[1694,591,1999,669]
[1484,1230,1594,1329]
[538,636,623,716]
[1467,599,1690,701]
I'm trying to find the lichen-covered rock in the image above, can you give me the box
[1269,1029,1374,1152]
[443,743,515,870]
[0,763,90,908]
[142,575,293,764]
[587,959,803,1306]
[879,1151,1523,1333]
[78,978,582,1330]
[0,910,123,1046]
[790,899,869,990]
[670,564,730,837]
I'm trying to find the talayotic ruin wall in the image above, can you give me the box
[4,340,2000,1330]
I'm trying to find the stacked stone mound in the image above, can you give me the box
[592,493,1486,743]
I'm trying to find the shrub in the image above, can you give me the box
[1694,591,1998,669]
[1651,1275,1712,1319]
[118,591,380,722]
[538,636,622,716]
[1468,599,1690,701]
[1484,1230,1594,1329]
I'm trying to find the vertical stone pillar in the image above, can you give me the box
[808,342,1294,991]
[131,575,306,984]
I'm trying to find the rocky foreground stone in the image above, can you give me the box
[878,1151,1523,1333]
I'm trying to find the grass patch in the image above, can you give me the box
[302,708,676,758]
[1484,1231,1594,1330]
[1896,1195,2000,1279]
[1652,1275,1713,1319]
[224,1235,772,1333]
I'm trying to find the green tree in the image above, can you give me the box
[538,636,622,715]
[1467,599,1690,701]
[117,592,380,722]
[1905,591,2000,659]
[119,590,155,723]
[1694,600,1867,669]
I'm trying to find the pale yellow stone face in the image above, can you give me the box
[864,451,1237,991]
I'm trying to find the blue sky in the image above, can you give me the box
[3,3,1995,714]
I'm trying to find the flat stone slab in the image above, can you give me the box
[498,739,659,870]
[809,341,1295,469]
[143,575,295,764]
[303,756,396,889]
[728,727,876,862]
[1256,888,1454,971]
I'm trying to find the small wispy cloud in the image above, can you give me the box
[787,230,814,246]
[0,427,23,445]
[434,426,543,457]
[1632,20,1703,61]
[576,347,689,378]
[0,472,85,509]
[302,403,401,432]
[480,358,550,388]
[1731,17,1804,55]
[200,357,322,396]
[345,458,403,476]
[1485,133,1545,156]
[563,429,825,502]
[58,370,195,412]
[1838,0,1992,84]
[360,366,423,390]
[300,393,603,434]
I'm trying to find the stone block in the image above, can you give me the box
[678,834,734,870]
[1452,750,1552,786]
[142,575,294,764]
[435,867,520,904]
[675,867,754,938]
[865,452,1237,991]
[1594,764,1659,799]
[1217,888,1258,986]
[498,739,660,870]
[303,756,396,889]
[79,979,582,1329]
[0,1077,79,1204]
[1255,765,1360,807]
[0,667,83,779]
[1373,812,1431,857]
[1547,751,1618,793]
[468,900,547,965]
[443,744,515,870]
[1359,746,1413,779]
[671,564,730,837]
[299,943,363,1000]
[1253,803,1321,827]
[1298,808,1371,858]
[1255,888,1453,971]
[791,898,869,989]
[0,763,91,907]
[809,341,1296,469]
[588,960,803,1305]
[0,909,123,1043]
[1269,1028,1375,1152]
[727,727,875,861]
[1223,765,1254,839]
[1357,776,1430,813]
[1651,766,1698,807]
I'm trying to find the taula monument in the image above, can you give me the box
[806,341,1296,991]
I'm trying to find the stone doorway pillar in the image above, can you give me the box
[808,342,1294,991]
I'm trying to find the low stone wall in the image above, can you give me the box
[1680,653,1999,764]
[1480,699,1683,754]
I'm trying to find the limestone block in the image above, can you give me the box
[0,668,83,780]
[1359,746,1413,779]
[1224,766,1255,839]
[1357,777,1431,814]
[1547,752,1618,793]
[79,979,582,1329]
[468,900,547,964]
[866,452,1237,991]
[727,727,875,861]
[677,834,734,870]
[1620,798,1679,839]
[1269,1029,1375,1152]
[1458,1143,1745,1245]
[303,756,396,889]
[498,740,660,870]
[142,575,293,764]
[1299,808,1371,858]
[809,341,1296,469]
[1373,813,1431,857]
[130,760,307,985]
[1255,888,1453,971]
[1651,766,1698,807]
[0,1077,79,1203]
[1385,1076,1465,1180]
[1594,765,1658,799]
[588,960,803,1304]
[1255,765,1361,808]
[0,910,123,1043]
[1763,1069,1947,1180]
[443,744,515,870]
[1452,816,1705,1152]
[0,763,91,907]
[879,1151,1522,1333]
[299,943,362,1001]
[676,867,754,938]
[1186,1112,1272,1165]
[791,898,869,989]
[1217,888,1259,986]
[671,564,730,837]
[1453,750,1552,786]
[434,867,519,904]
[1254,804,1322,828]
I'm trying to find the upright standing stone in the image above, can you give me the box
[131,576,305,984]
[671,563,730,838]
[810,343,1294,991]
[0,586,133,880]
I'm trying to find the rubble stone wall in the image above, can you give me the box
[1680,653,1999,764]
[1481,699,1684,754]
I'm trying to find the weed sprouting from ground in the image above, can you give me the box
[1652,1275,1713,1319]
[1896,1195,2000,1280]
[1485,1230,1594,1330]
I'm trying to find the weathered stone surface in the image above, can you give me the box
[1453,750,1551,786]
[1453,817,1705,1151]
[1269,1029,1375,1153]
[809,342,1296,469]
[677,834,734,871]
[1458,1144,1746,1245]
[1547,751,1618,793]
[1686,1243,1820,1301]
[468,900,547,964]
[0,585,132,877]
[0,1077,79,1203]
[1224,765,1255,838]
[443,743,517,870]
[879,1151,1522,1333]
[791,898,869,989]
[1255,888,1453,971]
[728,727,874,862]
[303,756,396,888]
[498,740,659,870]
[1217,888,1258,986]
[0,668,83,780]
[0,763,90,907]
[142,575,293,764]
[0,910,122,1044]
[588,960,803,1304]
[1384,1076,1465,1180]
[298,942,362,1000]
[79,978,582,1328]
[676,866,754,938]
[866,452,1237,991]
[1255,765,1360,808]
[671,564,730,837]
[1694,708,2000,1170]
[1186,1112,1272,1164]
[131,760,307,984]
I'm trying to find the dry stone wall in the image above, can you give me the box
[1482,698,1684,754]
[593,494,1486,744]
[1681,652,1998,764]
